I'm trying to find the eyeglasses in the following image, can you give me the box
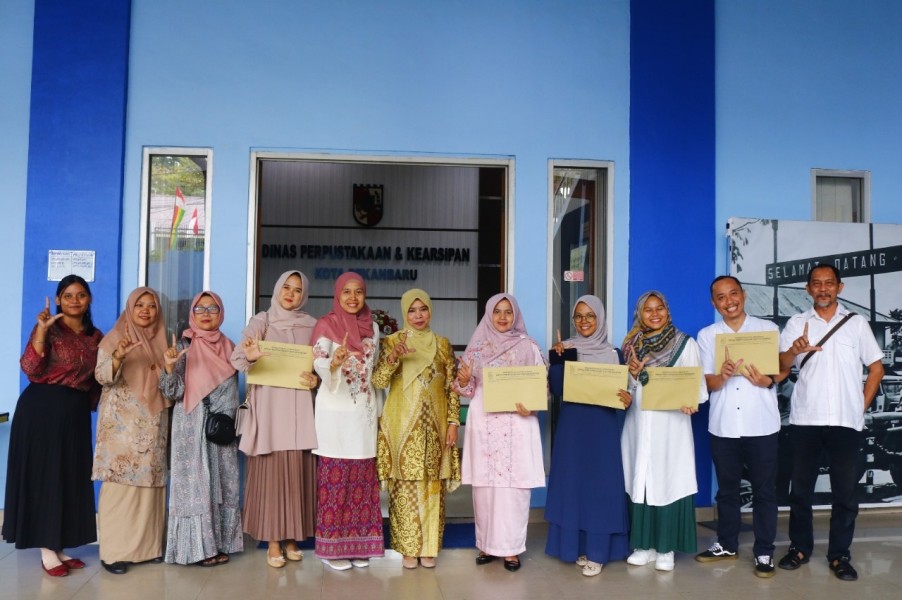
[573,314,597,323]
[193,305,221,315]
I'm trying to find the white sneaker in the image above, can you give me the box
[576,555,588,567]
[654,551,675,571]
[323,559,353,571]
[582,560,603,577]
[351,559,370,568]
[627,549,658,566]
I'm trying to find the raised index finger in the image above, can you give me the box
[45,296,50,311]
[802,322,808,338]
[342,332,349,348]
[557,329,562,344]
[172,333,177,348]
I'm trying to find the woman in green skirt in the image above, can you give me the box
[620,291,708,571]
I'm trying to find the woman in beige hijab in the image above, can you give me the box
[92,287,170,575]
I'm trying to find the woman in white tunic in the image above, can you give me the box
[620,290,707,572]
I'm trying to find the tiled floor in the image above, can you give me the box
[1,510,901,600]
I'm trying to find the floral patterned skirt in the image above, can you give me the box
[388,478,445,557]
[314,456,385,559]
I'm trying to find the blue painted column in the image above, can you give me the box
[629,0,715,506]
[15,0,131,506]
[21,0,131,352]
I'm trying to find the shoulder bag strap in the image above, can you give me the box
[799,313,855,370]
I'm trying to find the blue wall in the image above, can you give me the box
[715,0,902,274]
[0,0,35,501]
[120,0,633,351]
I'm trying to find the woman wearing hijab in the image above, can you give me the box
[372,289,461,569]
[453,293,546,572]
[92,287,170,575]
[230,271,319,568]
[311,272,385,570]
[544,295,631,577]
[160,291,243,566]
[3,275,102,577]
[620,291,707,572]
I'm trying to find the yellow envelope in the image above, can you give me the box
[641,366,702,411]
[714,331,779,375]
[482,366,547,413]
[246,341,315,390]
[562,362,629,409]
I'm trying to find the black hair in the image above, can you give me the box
[55,274,95,335]
[709,275,743,298]
[807,263,842,285]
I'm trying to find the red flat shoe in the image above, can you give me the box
[42,562,69,577]
[62,558,86,569]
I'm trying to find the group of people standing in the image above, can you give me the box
[2,263,882,583]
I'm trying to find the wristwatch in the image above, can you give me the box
[766,376,777,389]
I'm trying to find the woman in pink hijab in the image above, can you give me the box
[453,293,546,572]
[311,272,385,571]
[159,291,243,566]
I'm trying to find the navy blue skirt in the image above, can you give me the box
[544,401,631,563]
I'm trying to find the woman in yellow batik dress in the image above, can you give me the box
[373,289,461,569]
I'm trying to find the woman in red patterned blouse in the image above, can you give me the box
[2,275,103,577]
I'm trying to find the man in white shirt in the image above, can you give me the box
[695,276,787,578]
[777,264,884,582]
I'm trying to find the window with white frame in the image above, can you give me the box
[140,148,212,338]
[811,169,870,223]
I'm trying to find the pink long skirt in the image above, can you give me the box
[473,486,531,556]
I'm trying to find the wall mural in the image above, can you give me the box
[729,217,902,509]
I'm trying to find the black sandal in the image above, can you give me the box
[777,548,809,570]
[475,552,495,565]
[503,557,521,572]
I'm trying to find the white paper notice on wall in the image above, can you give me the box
[563,270,584,282]
[47,250,96,282]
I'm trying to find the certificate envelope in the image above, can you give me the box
[714,331,779,375]
[482,366,547,413]
[562,362,629,409]
[641,366,702,411]
[246,341,314,390]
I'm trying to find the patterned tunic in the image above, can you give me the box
[159,339,243,564]
[92,348,169,488]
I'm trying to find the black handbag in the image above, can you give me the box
[203,396,237,445]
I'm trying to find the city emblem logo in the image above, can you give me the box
[353,184,384,227]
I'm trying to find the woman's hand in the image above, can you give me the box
[552,329,568,356]
[628,355,648,379]
[388,331,415,365]
[31,297,62,353]
[456,357,473,388]
[681,405,699,416]
[299,371,319,389]
[112,332,142,370]
[36,297,63,333]
[445,423,459,448]
[241,337,269,362]
[514,402,532,417]
[331,333,350,371]
[618,389,632,409]
[163,333,189,374]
